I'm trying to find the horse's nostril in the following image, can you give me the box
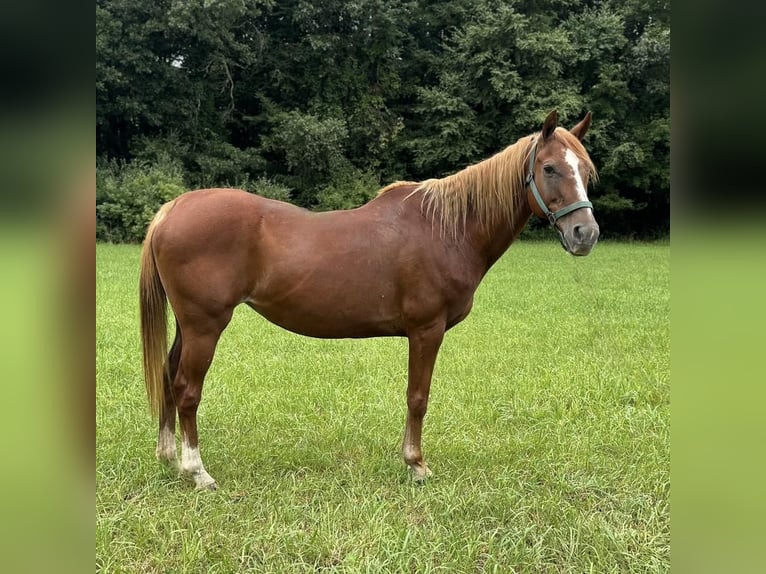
[572,224,583,241]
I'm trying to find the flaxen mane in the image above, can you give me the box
[378,128,596,239]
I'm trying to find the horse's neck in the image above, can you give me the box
[469,192,533,272]
[461,136,533,270]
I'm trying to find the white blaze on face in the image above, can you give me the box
[564,148,588,201]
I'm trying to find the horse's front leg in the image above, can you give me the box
[402,325,445,482]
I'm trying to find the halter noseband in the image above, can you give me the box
[526,140,593,226]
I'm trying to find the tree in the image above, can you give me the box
[96,0,670,241]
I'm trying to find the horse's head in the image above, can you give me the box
[526,110,600,256]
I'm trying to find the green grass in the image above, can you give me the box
[96,241,669,573]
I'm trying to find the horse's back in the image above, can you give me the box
[162,187,302,230]
[148,188,401,318]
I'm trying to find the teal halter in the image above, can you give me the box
[526,140,593,226]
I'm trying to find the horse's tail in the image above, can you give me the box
[139,201,175,420]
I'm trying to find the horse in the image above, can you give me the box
[139,109,599,489]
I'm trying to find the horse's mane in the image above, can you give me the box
[378,128,596,239]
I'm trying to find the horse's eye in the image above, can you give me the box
[543,165,555,175]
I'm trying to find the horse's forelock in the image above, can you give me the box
[554,128,598,182]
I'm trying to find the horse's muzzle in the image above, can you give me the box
[564,221,599,256]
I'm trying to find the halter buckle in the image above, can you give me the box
[547,211,557,226]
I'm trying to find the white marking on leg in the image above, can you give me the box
[564,148,588,201]
[156,426,177,464]
[181,438,202,473]
[181,437,216,489]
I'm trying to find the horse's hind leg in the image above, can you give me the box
[156,325,181,469]
[174,309,233,490]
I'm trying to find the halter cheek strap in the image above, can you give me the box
[526,141,593,226]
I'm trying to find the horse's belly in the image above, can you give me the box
[245,297,403,339]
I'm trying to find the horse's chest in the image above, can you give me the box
[446,295,474,329]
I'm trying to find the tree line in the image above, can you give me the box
[96,0,669,242]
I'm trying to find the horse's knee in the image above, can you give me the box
[177,394,200,415]
[173,383,201,414]
[407,394,428,418]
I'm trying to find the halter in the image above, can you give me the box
[525,139,593,226]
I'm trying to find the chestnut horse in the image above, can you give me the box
[140,110,599,489]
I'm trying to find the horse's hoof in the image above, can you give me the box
[190,470,217,491]
[194,479,217,491]
[409,463,432,483]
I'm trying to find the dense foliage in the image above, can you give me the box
[96,0,669,241]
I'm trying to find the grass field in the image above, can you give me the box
[96,241,669,573]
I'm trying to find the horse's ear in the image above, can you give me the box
[570,111,592,141]
[542,109,558,141]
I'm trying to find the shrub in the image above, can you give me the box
[96,156,187,243]
[315,169,379,211]
[242,177,293,202]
